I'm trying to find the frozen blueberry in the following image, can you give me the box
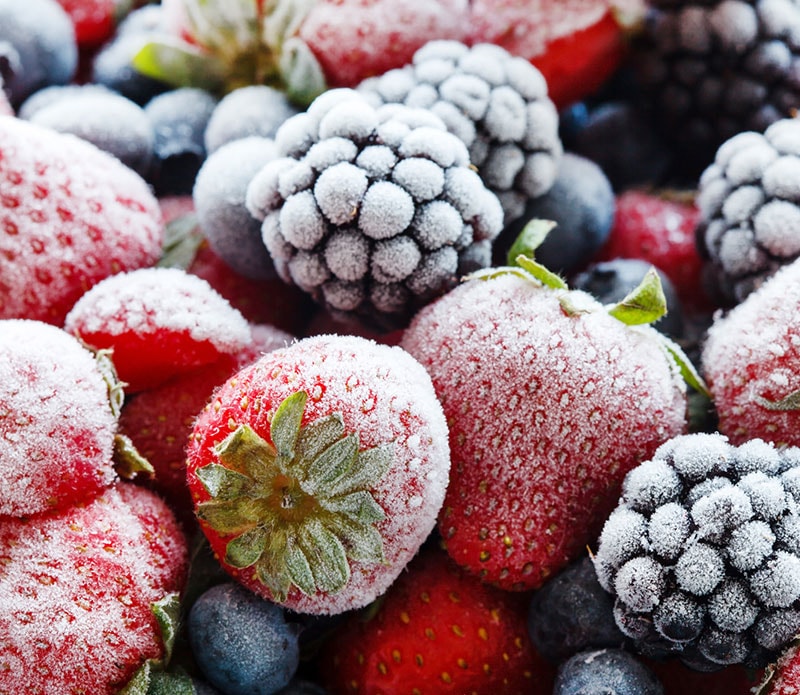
[554,649,663,695]
[204,85,301,154]
[188,582,302,695]
[194,136,280,280]
[0,0,77,108]
[145,87,218,194]
[497,152,615,274]
[528,555,627,664]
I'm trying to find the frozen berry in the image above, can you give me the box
[555,648,664,695]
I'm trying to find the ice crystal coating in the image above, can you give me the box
[0,319,118,517]
[594,431,800,670]
[358,40,562,223]
[697,118,800,304]
[246,88,504,330]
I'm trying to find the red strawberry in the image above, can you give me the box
[401,258,690,591]
[319,543,556,695]
[702,258,800,448]
[467,0,646,109]
[63,266,253,393]
[0,319,119,518]
[119,322,293,521]
[55,0,130,49]
[0,482,189,695]
[185,333,451,615]
[760,641,800,695]
[0,115,164,326]
[595,189,714,315]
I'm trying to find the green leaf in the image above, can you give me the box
[295,412,346,464]
[113,433,155,479]
[157,213,205,270]
[132,38,227,91]
[195,463,253,500]
[515,254,568,290]
[146,671,196,695]
[215,424,278,480]
[271,391,308,458]
[285,541,316,597]
[151,593,181,665]
[263,0,318,50]
[305,433,359,490]
[606,267,668,326]
[195,498,262,535]
[257,551,294,602]
[118,662,151,695]
[321,490,385,524]
[506,218,558,265]
[463,266,533,283]
[657,333,711,397]
[299,521,350,594]
[225,526,269,568]
[756,388,800,411]
[327,443,393,498]
[327,515,386,564]
[279,36,327,106]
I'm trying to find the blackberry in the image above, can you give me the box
[635,0,800,176]
[695,117,800,304]
[357,40,562,224]
[245,89,504,331]
[594,432,800,671]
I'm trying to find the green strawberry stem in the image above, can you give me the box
[196,390,392,602]
[757,389,800,411]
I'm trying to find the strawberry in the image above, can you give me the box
[400,234,693,591]
[466,0,647,109]
[319,542,556,694]
[701,257,800,448]
[185,333,451,615]
[0,482,189,695]
[119,322,293,522]
[760,642,800,695]
[594,189,714,315]
[55,0,130,49]
[63,266,253,393]
[0,319,120,518]
[0,115,164,326]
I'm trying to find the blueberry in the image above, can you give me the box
[145,88,219,195]
[193,136,280,280]
[204,85,301,154]
[0,0,77,107]
[572,258,685,339]
[528,555,627,664]
[188,582,301,695]
[554,649,664,695]
[496,152,615,274]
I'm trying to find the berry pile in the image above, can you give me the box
[8,0,800,693]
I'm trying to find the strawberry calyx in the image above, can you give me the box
[195,390,392,603]
[132,0,326,104]
[757,390,800,412]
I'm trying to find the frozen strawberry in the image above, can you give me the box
[185,334,451,615]
[0,482,188,695]
[63,266,252,393]
[401,246,691,591]
[595,189,713,315]
[467,0,646,109]
[119,322,293,521]
[702,258,800,448]
[320,543,556,694]
[56,0,130,49]
[0,115,164,325]
[762,641,800,695]
[0,319,119,518]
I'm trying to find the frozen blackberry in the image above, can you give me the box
[245,88,504,331]
[635,0,800,176]
[358,40,562,224]
[594,432,800,671]
[695,117,800,305]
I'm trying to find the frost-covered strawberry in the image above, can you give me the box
[0,482,188,695]
[702,257,800,448]
[185,333,450,615]
[0,115,164,325]
[401,232,692,590]
[63,266,252,393]
[0,319,119,518]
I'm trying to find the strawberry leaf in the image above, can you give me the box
[756,389,800,411]
[157,213,205,271]
[656,333,710,397]
[515,254,569,290]
[225,526,269,568]
[113,433,155,479]
[271,390,307,458]
[606,267,667,326]
[506,218,558,265]
[132,38,226,91]
[196,462,254,500]
[279,37,327,106]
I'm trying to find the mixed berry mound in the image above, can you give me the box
[634,0,800,175]
[696,117,800,305]
[358,40,562,224]
[246,88,504,331]
[594,432,800,672]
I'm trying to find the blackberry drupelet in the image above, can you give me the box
[357,40,562,224]
[245,88,504,331]
[696,117,800,304]
[634,0,800,177]
[594,432,800,671]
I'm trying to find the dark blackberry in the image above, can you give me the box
[635,0,800,177]
[358,40,562,224]
[528,555,628,664]
[594,432,800,671]
[554,648,664,695]
[245,89,504,331]
[695,117,800,305]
